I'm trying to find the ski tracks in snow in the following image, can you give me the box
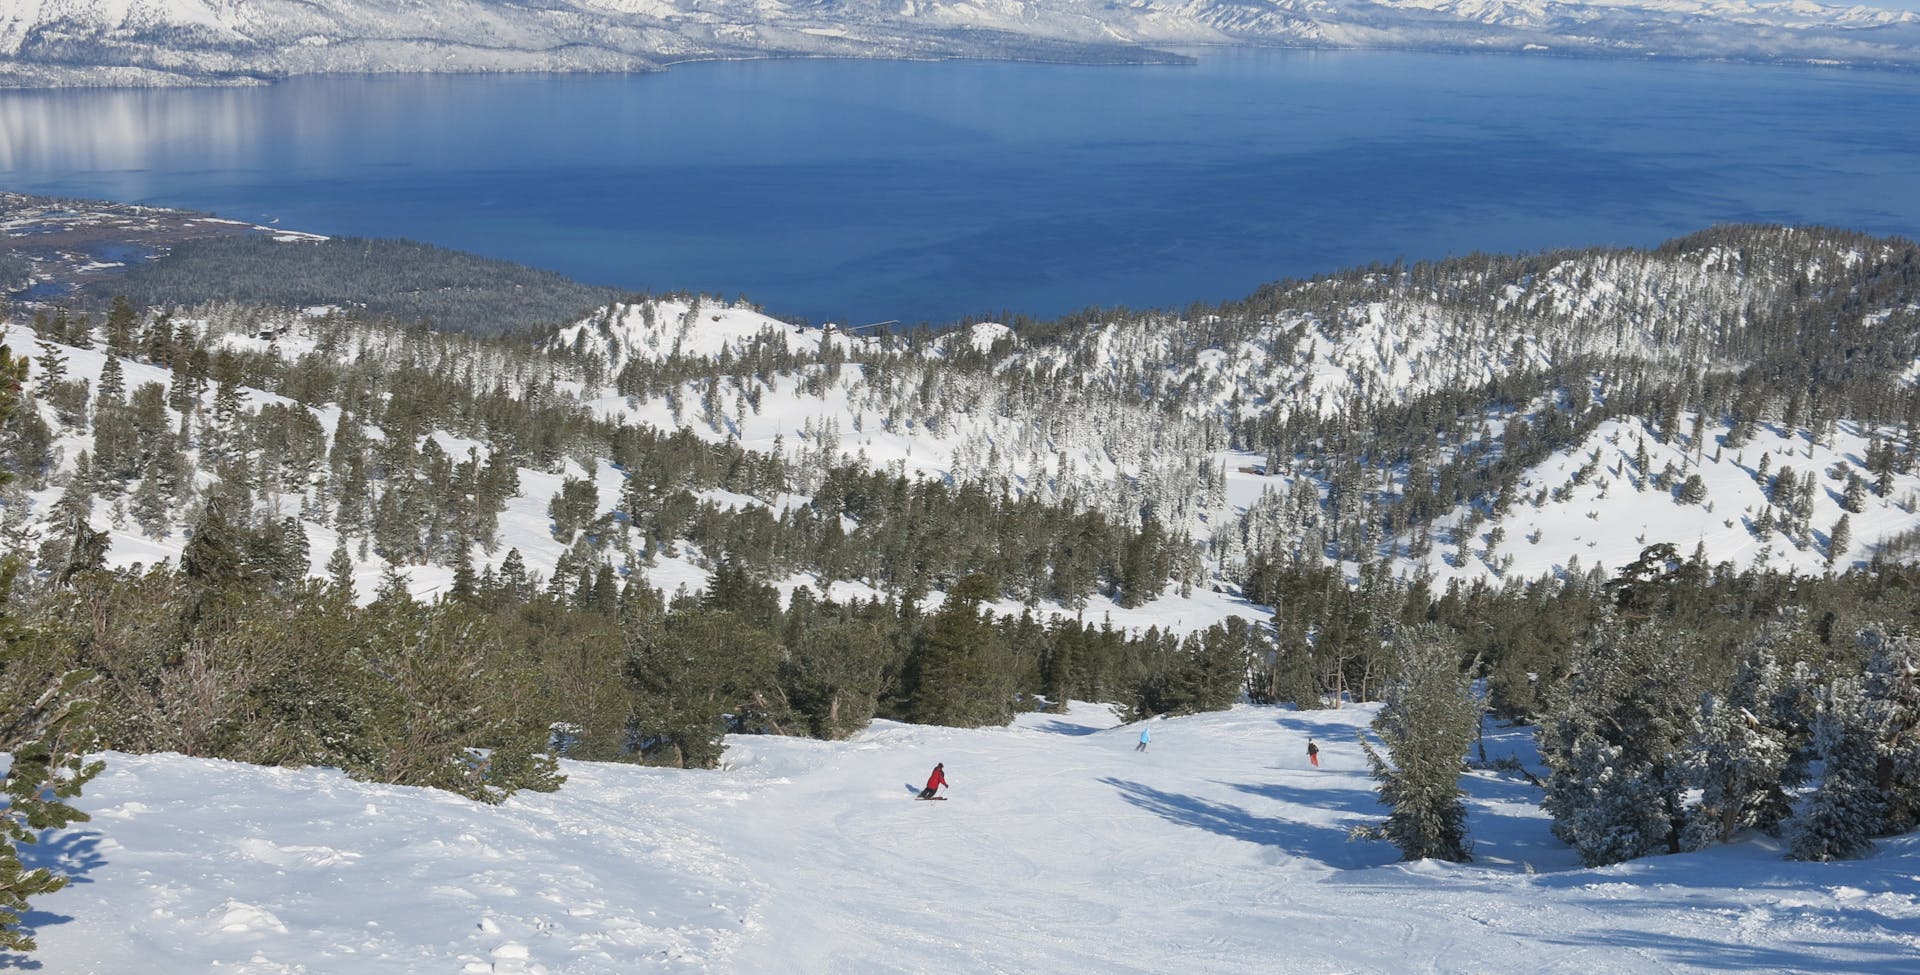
[46,753,767,974]
[35,704,1920,973]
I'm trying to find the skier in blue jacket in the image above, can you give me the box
[1136,725,1151,752]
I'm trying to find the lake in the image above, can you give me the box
[2,50,1919,325]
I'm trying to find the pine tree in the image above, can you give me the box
[1842,474,1867,514]
[449,546,478,603]
[44,505,108,587]
[350,598,563,802]
[104,295,138,358]
[130,472,171,538]
[623,610,782,767]
[1862,629,1920,832]
[1827,514,1852,569]
[1684,642,1804,849]
[782,613,892,740]
[1040,614,1075,712]
[326,544,356,599]
[548,475,598,542]
[1146,622,1249,716]
[0,343,102,954]
[905,574,1016,727]
[182,504,249,588]
[1791,677,1883,861]
[98,357,126,410]
[1684,695,1791,848]
[1769,466,1797,509]
[1539,621,1698,866]
[1554,732,1678,867]
[1116,513,1170,608]
[497,548,531,603]
[1678,473,1707,505]
[30,340,65,401]
[334,456,370,541]
[0,660,100,955]
[273,517,311,587]
[1359,625,1477,862]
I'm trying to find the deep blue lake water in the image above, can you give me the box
[3,49,1919,325]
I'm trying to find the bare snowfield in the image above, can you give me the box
[19,703,1920,973]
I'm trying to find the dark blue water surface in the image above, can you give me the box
[3,50,1918,324]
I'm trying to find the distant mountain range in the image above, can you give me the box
[2,0,1918,86]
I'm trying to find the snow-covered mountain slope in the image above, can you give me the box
[550,299,1234,535]
[554,298,870,366]
[1009,229,1893,426]
[3,313,1268,635]
[10,222,1920,627]
[4,0,1919,86]
[23,702,1919,972]
[1415,412,1919,584]
[532,227,1920,588]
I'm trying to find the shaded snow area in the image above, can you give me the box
[24,704,1920,973]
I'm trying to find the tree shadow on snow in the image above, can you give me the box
[1100,777,1393,869]
[1027,719,1105,737]
[17,829,107,886]
[1457,770,1544,806]
[1227,778,1380,808]
[0,905,69,970]
[0,829,109,968]
[1531,922,1919,973]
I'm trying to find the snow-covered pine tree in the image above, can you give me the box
[1359,624,1477,862]
[1539,621,1699,866]
[1683,639,1805,848]
[1791,676,1883,861]
[1684,697,1790,848]
[1861,628,1920,831]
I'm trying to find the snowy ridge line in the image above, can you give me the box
[5,0,1920,87]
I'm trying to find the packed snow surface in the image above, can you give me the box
[22,703,1920,972]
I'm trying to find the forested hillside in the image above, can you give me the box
[2,218,1919,889]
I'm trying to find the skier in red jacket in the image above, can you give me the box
[918,763,948,799]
